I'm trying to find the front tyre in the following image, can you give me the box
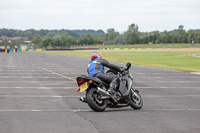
[129,89,143,109]
[86,87,107,112]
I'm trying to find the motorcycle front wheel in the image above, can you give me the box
[86,87,107,112]
[129,89,143,109]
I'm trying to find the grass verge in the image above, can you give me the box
[46,48,200,72]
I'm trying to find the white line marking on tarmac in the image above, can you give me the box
[0,77,64,78]
[37,87,54,89]
[0,109,91,112]
[1,70,83,71]
[191,72,200,75]
[0,73,87,75]
[0,81,199,83]
[52,96,64,98]
[0,108,200,112]
[0,81,76,83]
[135,87,200,89]
[144,95,200,98]
[133,77,162,79]
[143,109,200,111]
[0,70,42,71]
[0,86,199,89]
[0,95,200,98]
[136,72,200,75]
[31,81,39,83]
[0,95,79,98]
[0,72,188,74]
[0,73,54,74]
[22,77,33,78]
[0,87,75,89]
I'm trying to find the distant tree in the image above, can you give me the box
[149,32,159,44]
[113,35,124,44]
[98,33,106,41]
[12,40,23,47]
[187,30,194,43]
[72,29,104,36]
[42,36,53,48]
[24,31,33,39]
[1,25,200,45]
[61,36,72,47]
[0,40,9,46]
[0,28,14,37]
[107,28,115,33]
[79,34,95,45]
[169,31,178,43]
[52,36,64,48]
[94,36,104,44]
[70,37,77,45]
[13,30,23,37]
[46,32,56,38]
[32,35,42,48]
[157,33,165,43]
[38,29,49,37]
[124,24,139,44]
[177,25,187,43]
[194,30,200,43]
[106,29,119,42]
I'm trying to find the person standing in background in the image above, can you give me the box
[15,45,18,53]
[7,46,10,54]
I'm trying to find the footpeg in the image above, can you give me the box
[79,97,87,103]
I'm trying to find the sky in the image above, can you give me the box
[0,0,200,32]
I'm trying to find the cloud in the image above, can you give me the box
[0,0,200,32]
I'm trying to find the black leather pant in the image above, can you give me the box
[94,73,118,90]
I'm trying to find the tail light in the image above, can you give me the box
[77,79,84,84]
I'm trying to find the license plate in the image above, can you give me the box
[80,82,88,92]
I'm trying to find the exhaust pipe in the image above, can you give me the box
[97,87,117,103]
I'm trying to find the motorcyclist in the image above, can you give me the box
[87,52,123,94]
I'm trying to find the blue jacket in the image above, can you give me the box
[87,58,121,77]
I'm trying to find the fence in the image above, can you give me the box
[5,49,46,53]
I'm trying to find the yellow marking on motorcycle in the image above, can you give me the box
[80,82,88,92]
[40,68,76,81]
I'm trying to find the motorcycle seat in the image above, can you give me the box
[78,75,109,88]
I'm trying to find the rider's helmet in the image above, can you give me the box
[91,52,102,60]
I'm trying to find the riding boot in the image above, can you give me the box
[107,84,119,102]
[107,84,117,94]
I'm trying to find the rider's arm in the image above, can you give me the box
[101,59,122,72]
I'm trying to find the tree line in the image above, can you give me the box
[0,24,200,48]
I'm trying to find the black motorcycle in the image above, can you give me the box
[76,62,143,112]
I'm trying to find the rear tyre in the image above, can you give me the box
[129,89,143,109]
[86,87,107,112]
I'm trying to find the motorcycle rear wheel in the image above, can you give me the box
[129,89,143,109]
[86,87,107,112]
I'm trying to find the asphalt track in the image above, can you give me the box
[0,52,200,133]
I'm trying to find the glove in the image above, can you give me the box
[120,67,126,72]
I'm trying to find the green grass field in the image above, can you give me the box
[46,48,200,72]
[76,43,200,48]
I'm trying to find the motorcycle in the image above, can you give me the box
[76,62,143,112]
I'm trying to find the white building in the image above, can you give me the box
[20,44,34,49]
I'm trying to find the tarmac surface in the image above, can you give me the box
[0,52,200,133]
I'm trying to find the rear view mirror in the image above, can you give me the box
[126,62,131,70]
